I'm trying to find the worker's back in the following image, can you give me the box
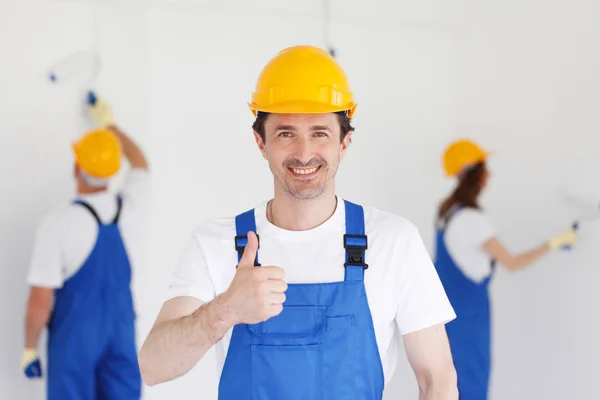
[28,169,148,399]
[26,169,148,292]
[48,195,133,331]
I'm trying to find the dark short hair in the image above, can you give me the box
[252,112,355,143]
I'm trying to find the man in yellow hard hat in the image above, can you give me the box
[138,45,458,399]
[22,96,149,400]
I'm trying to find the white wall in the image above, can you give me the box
[2,0,598,399]
[454,1,600,399]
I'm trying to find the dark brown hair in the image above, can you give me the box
[438,162,486,219]
[252,112,355,143]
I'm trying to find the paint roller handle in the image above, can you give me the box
[48,50,97,83]
[87,90,97,106]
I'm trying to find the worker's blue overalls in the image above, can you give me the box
[434,206,496,400]
[218,200,385,399]
[46,196,141,399]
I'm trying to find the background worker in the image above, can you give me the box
[21,96,150,399]
[139,45,458,399]
[433,138,577,400]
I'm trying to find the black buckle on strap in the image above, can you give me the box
[343,234,368,269]
[235,234,261,267]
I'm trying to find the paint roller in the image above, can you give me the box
[322,0,336,57]
[47,49,102,120]
[559,184,600,230]
[571,209,600,231]
[47,49,101,86]
[555,210,600,251]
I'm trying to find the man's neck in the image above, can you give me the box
[270,189,338,231]
[77,186,107,195]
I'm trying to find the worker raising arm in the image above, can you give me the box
[22,96,149,400]
[433,138,576,400]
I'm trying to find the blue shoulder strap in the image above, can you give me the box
[343,200,368,282]
[72,195,123,226]
[233,199,369,282]
[439,204,462,232]
[234,208,260,266]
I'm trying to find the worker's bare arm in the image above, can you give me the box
[107,125,149,171]
[138,295,237,386]
[24,286,54,348]
[404,323,458,400]
[483,237,548,271]
[139,232,287,386]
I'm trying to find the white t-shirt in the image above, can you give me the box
[441,208,496,283]
[167,198,456,385]
[26,169,150,289]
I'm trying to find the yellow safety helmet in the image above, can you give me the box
[442,139,490,177]
[249,45,357,117]
[72,128,121,179]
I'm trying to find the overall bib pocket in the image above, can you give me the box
[249,305,326,399]
[323,315,355,399]
[247,305,326,337]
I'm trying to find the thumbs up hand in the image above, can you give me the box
[222,232,287,325]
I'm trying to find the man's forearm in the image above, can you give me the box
[25,307,50,348]
[138,295,236,386]
[107,125,148,170]
[418,367,458,400]
[24,288,53,349]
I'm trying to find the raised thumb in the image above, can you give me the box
[238,231,259,268]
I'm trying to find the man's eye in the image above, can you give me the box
[315,132,328,137]
[279,132,293,137]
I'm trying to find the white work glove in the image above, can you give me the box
[547,229,577,250]
[88,97,115,128]
[21,348,42,379]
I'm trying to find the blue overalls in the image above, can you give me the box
[434,206,496,400]
[46,197,141,400]
[218,200,385,400]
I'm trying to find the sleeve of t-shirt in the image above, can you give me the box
[26,214,64,288]
[395,224,456,335]
[444,209,496,284]
[164,231,217,303]
[119,168,151,219]
[455,209,496,247]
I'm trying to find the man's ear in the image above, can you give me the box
[254,131,268,160]
[339,131,353,161]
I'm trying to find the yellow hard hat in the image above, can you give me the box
[442,139,490,177]
[72,128,121,178]
[249,45,357,117]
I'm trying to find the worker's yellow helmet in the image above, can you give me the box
[249,45,357,117]
[442,139,490,177]
[72,128,121,179]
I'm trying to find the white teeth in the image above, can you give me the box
[292,167,318,175]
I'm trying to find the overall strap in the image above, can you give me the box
[439,204,462,232]
[73,196,123,226]
[343,200,368,282]
[73,200,102,225]
[234,208,261,267]
[112,195,123,224]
